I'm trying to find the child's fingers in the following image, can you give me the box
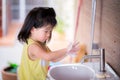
[67,41,80,53]
[73,41,79,45]
[72,42,80,48]
[71,45,80,53]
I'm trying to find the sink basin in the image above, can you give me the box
[48,64,95,80]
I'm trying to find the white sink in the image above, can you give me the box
[48,64,95,80]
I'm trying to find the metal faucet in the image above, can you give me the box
[80,48,106,72]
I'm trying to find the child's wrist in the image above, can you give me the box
[65,48,69,56]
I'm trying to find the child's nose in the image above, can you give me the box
[47,33,50,37]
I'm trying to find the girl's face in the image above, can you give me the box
[31,25,53,43]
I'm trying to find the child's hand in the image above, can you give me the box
[67,42,80,56]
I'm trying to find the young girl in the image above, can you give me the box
[18,7,79,80]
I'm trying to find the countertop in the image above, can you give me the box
[83,62,120,80]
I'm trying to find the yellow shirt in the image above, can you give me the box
[18,38,50,80]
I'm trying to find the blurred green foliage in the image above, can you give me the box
[55,16,66,34]
[6,62,18,73]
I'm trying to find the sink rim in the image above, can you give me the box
[48,63,96,80]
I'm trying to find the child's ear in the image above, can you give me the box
[31,27,36,33]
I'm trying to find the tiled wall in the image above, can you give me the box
[76,0,120,77]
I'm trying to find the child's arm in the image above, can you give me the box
[28,44,67,61]
[28,42,79,62]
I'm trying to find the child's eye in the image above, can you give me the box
[45,30,50,33]
[45,31,48,33]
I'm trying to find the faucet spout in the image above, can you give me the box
[80,48,106,72]
[80,55,100,63]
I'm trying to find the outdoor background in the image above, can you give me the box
[0,0,78,79]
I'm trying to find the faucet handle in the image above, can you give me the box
[100,48,106,72]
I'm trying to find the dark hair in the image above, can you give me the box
[18,7,57,43]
